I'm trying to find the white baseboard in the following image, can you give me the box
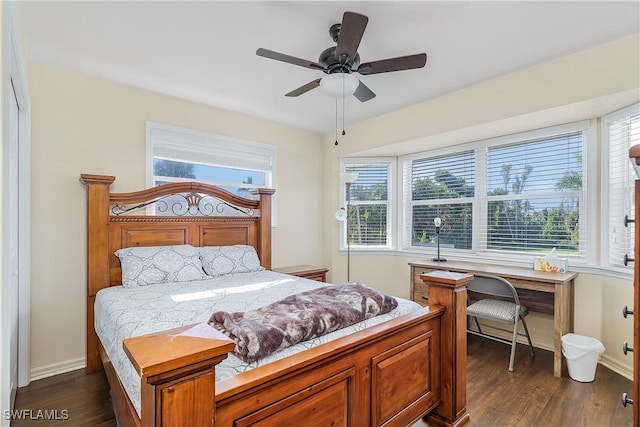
[29,357,86,382]
[599,354,633,381]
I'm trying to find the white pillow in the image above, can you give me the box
[198,245,264,277]
[115,244,207,288]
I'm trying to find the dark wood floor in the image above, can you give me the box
[11,335,634,426]
[421,336,633,427]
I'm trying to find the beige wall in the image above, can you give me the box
[324,33,640,377]
[28,62,324,376]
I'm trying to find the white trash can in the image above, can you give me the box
[561,333,605,382]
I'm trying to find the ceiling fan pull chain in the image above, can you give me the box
[342,74,346,136]
[342,101,346,135]
[334,98,339,146]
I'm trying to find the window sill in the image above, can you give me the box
[335,247,634,281]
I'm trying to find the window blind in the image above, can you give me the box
[342,161,391,248]
[480,132,584,256]
[400,121,590,260]
[605,104,640,269]
[406,151,475,250]
[346,164,389,203]
[412,152,475,200]
[149,126,274,173]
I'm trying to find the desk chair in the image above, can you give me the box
[466,274,535,371]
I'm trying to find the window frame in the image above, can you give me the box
[398,120,594,264]
[403,150,476,253]
[339,157,395,251]
[145,121,278,224]
[601,103,640,275]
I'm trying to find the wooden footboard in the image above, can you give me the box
[124,307,443,427]
[121,272,472,427]
[213,308,442,427]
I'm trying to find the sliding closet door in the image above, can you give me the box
[6,76,20,409]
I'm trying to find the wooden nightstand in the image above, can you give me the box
[273,265,329,282]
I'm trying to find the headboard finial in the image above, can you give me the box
[80,174,116,186]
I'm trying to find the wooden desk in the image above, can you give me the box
[409,260,578,377]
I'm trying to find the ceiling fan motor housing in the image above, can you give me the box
[319,46,360,74]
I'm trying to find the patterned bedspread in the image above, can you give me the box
[94,270,421,416]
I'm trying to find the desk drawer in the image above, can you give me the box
[411,266,435,306]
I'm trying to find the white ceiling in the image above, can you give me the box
[16,1,640,134]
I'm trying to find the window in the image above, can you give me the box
[603,103,640,271]
[405,151,474,251]
[482,133,584,255]
[340,159,394,250]
[146,121,276,197]
[401,121,592,261]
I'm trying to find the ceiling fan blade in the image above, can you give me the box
[256,48,325,71]
[285,79,322,97]
[335,12,368,62]
[353,80,376,102]
[357,53,427,75]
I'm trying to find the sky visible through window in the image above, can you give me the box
[487,134,582,195]
[153,158,267,196]
[191,164,265,186]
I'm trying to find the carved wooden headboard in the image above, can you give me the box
[80,174,275,372]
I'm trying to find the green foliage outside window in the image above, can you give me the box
[154,159,196,179]
[412,170,474,250]
[346,181,388,246]
[410,147,582,254]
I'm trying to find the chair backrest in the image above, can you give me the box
[467,274,521,306]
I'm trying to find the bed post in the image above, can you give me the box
[421,271,472,427]
[251,188,275,270]
[80,174,116,373]
[124,323,234,427]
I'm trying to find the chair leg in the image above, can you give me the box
[469,316,485,342]
[520,315,535,357]
[508,320,518,372]
[473,316,482,334]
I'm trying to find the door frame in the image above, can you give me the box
[2,2,31,389]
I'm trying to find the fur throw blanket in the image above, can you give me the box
[208,282,398,363]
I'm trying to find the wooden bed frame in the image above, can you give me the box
[81,174,471,427]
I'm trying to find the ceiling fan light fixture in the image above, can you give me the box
[320,73,359,98]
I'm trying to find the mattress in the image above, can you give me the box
[94,269,421,416]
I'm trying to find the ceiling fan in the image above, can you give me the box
[256,11,427,102]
